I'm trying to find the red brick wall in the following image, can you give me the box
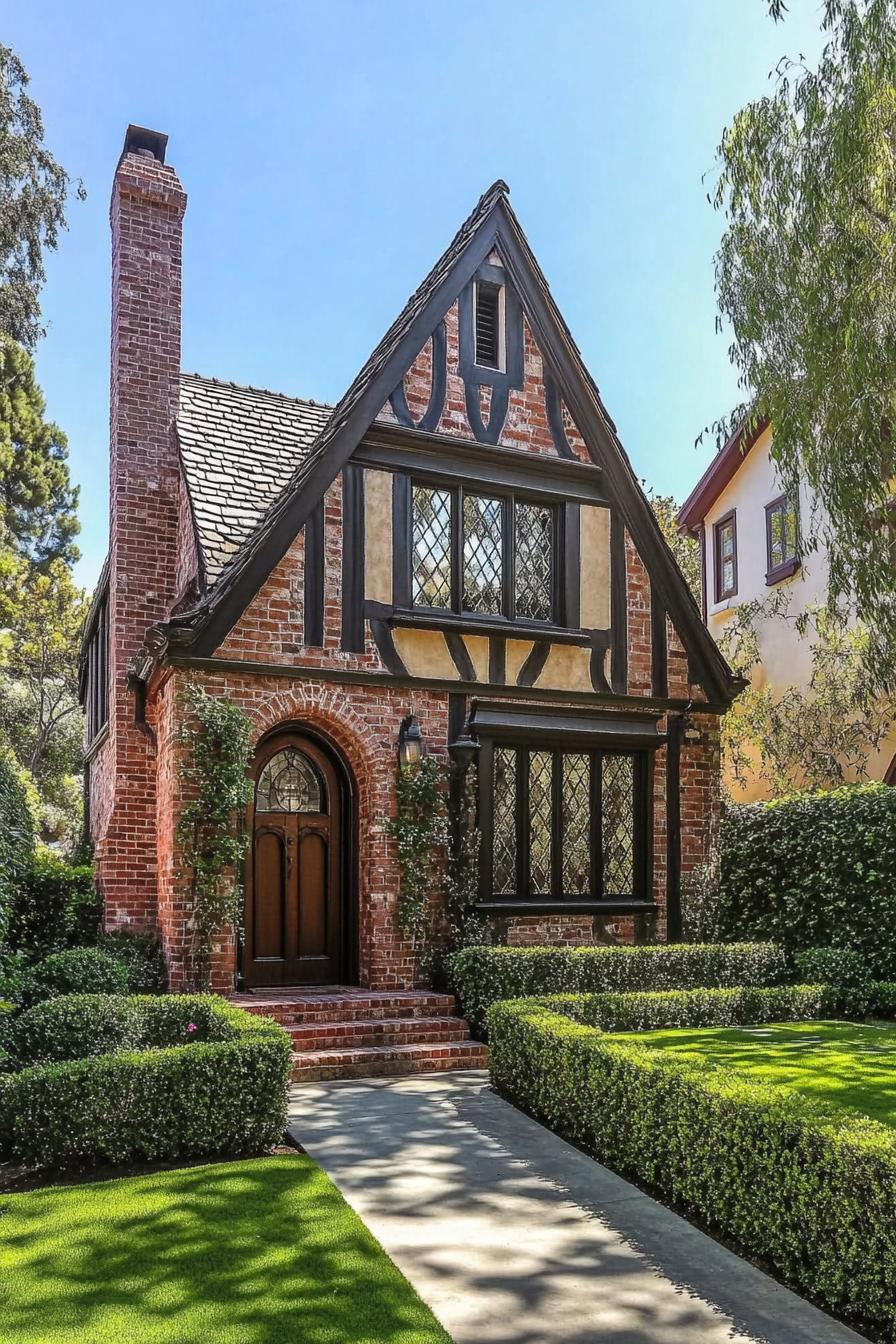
[92,149,186,934]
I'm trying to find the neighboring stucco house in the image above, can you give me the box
[80,125,738,1001]
[678,418,896,800]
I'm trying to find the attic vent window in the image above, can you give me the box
[475,280,502,369]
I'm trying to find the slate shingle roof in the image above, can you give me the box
[177,373,332,582]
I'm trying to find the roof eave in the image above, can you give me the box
[678,416,769,536]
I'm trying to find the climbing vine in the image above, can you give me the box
[387,754,449,965]
[177,684,254,988]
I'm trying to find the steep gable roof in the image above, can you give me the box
[177,373,331,582]
[155,181,738,702]
[678,417,769,536]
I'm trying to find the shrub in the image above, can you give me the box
[794,945,871,988]
[0,995,292,1169]
[24,947,128,1005]
[534,983,838,1033]
[0,749,34,947]
[488,1000,896,1341]
[720,783,896,977]
[8,852,100,955]
[448,942,787,1036]
[102,929,168,993]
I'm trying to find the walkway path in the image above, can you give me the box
[287,1070,868,1344]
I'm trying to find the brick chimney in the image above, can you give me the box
[97,127,187,931]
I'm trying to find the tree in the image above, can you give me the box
[0,336,79,594]
[0,558,86,845]
[0,43,84,347]
[649,492,701,604]
[712,0,896,682]
[716,595,894,796]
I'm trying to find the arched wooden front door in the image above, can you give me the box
[243,733,345,987]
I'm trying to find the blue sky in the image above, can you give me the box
[8,0,824,590]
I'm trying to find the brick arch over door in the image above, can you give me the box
[243,683,419,988]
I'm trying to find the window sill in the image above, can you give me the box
[84,722,110,762]
[475,900,657,917]
[765,558,801,586]
[390,609,591,646]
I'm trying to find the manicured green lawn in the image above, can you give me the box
[0,1154,452,1343]
[629,1019,896,1128]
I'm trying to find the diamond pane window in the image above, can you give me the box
[561,753,591,895]
[256,749,323,813]
[412,485,453,608]
[515,502,553,621]
[463,494,503,614]
[528,750,553,895]
[601,754,635,896]
[492,747,517,895]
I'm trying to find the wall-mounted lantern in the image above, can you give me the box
[397,713,426,771]
[448,725,480,778]
[681,700,702,745]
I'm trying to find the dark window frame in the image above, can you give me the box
[713,509,738,602]
[409,480,563,626]
[764,493,801,585]
[85,593,109,747]
[477,735,651,911]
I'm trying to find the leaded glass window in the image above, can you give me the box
[492,747,517,895]
[515,502,553,621]
[256,748,323,813]
[409,484,557,622]
[412,485,453,608]
[483,745,644,903]
[528,751,553,894]
[463,494,504,614]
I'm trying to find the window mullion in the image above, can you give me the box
[452,486,463,614]
[504,495,515,619]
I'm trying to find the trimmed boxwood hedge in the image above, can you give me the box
[720,783,896,977]
[449,942,787,1036]
[534,983,842,1032]
[23,947,129,1005]
[488,998,896,1341]
[0,995,292,1169]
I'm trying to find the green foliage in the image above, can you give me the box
[448,941,787,1036]
[102,929,168,993]
[713,0,896,672]
[0,994,292,1169]
[488,999,896,1340]
[24,947,128,1006]
[794,945,871,988]
[718,782,896,975]
[717,597,894,795]
[8,851,100,955]
[530,983,838,1033]
[648,491,701,604]
[0,743,33,946]
[177,684,254,988]
[0,45,85,348]
[387,754,449,964]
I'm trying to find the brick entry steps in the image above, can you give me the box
[231,987,489,1082]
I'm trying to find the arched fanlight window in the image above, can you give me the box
[255,748,324,813]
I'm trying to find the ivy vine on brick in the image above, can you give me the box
[387,755,448,966]
[177,684,253,988]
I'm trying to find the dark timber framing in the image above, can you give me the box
[147,181,738,709]
[341,464,365,652]
[303,502,324,647]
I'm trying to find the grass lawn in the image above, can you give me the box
[0,1153,452,1344]
[628,1019,896,1129]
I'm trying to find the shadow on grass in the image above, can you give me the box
[0,1153,451,1344]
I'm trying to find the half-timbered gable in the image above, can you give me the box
[82,127,739,995]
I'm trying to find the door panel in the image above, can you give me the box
[243,733,346,988]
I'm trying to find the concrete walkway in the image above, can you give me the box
[287,1070,868,1344]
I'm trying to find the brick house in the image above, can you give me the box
[80,125,739,1003]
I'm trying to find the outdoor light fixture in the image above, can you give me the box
[681,700,702,745]
[397,714,426,771]
[448,725,480,777]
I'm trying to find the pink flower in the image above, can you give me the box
[186,1022,197,1033]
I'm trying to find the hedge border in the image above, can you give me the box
[0,995,292,1169]
[488,997,896,1340]
[449,942,788,1036]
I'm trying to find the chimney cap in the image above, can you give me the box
[120,125,168,165]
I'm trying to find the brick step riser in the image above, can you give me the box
[290,1020,470,1051]
[291,1046,489,1083]
[238,997,456,1027]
